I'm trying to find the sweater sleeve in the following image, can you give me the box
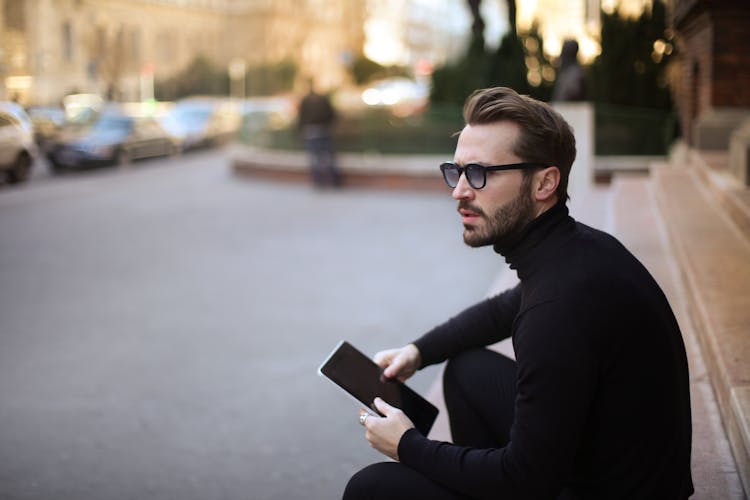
[412,283,522,367]
[399,300,599,499]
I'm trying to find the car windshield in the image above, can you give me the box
[173,107,212,124]
[93,116,133,133]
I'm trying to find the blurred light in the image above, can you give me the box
[545,37,562,59]
[362,88,381,106]
[381,88,399,106]
[542,65,556,82]
[415,59,433,76]
[578,37,601,61]
[524,37,539,53]
[5,75,32,90]
[653,39,666,54]
[527,70,542,87]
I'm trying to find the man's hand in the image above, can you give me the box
[373,344,421,382]
[361,398,415,461]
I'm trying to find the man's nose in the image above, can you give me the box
[451,173,474,200]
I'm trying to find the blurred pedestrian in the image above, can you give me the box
[342,87,692,499]
[552,39,587,102]
[298,80,340,188]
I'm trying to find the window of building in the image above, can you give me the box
[3,0,25,30]
[131,27,142,66]
[63,22,74,62]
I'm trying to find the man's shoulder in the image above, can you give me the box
[523,224,646,305]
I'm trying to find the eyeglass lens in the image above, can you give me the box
[441,164,484,189]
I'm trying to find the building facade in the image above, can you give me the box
[669,0,750,150]
[0,0,368,105]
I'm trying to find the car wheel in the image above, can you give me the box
[49,159,66,174]
[116,147,131,166]
[7,153,32,184]
[168,142,182,157]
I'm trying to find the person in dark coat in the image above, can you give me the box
[552,39,587,102]
[298,80,340,188]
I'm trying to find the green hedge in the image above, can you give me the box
[238,106,463,155]
[238,103,678,157]
[594,103,677,156]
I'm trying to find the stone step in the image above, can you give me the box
[650,157,750,497]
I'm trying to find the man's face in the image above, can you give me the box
[451,121,537,248]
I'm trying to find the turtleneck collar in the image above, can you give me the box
[493,200,574,280]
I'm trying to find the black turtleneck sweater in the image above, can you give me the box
[399,202,693,499]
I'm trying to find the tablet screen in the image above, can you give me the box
[319,341,438,436]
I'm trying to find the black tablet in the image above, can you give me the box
[318,340,438,436]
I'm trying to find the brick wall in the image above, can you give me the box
[672,0,750,145]
[712,7,750,107]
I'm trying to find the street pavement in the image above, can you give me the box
[0,149,501,499]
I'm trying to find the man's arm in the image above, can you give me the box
[413,283,522,368]
[373,284,521,382]
[395,301,598,500]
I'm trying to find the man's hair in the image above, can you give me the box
[463,87,576,201]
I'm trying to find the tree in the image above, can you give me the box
[590,1,674,109]
[155,55,228,101]
[431,0,529,105]
[348,55,409,86]
[244,60,297,96]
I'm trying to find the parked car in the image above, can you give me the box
[0,104,35,184]
[47,112,180,171]
[159,98,241,150]
[359,77,429,117]
[27,105,66,149]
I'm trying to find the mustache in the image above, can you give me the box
[458,201,485,216]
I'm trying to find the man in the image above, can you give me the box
[298,80,340,188]
[343,87,693,499]
[552,39,587,102]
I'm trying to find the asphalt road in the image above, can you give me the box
[0,149,501,499]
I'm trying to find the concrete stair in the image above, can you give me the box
[649,149,750,498]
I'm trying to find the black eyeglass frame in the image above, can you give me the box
[439,161,547,189]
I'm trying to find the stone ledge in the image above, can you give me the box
[652,155,750,496]
[690,150,750,239]
[229,143,447,191]
[731,387,750,483]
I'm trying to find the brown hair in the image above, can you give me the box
[463,87,576,201]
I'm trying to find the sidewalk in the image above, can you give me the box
[232,145,748,498]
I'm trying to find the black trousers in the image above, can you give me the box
[342,349,517,500]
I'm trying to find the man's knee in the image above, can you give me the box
[444,349,493,392]
[343,462,391,499]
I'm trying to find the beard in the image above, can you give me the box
[461,181,536,248]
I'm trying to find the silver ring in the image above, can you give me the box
[359,412,368,426]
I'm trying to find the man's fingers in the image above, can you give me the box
[373,349,398,369]
[383,357,402,378]
[373,397,395,416]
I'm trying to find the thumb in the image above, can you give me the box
[373,397,396,416]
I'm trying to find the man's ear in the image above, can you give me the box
[534,166,560,202]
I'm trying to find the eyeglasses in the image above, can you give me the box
[439,161,547,189]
